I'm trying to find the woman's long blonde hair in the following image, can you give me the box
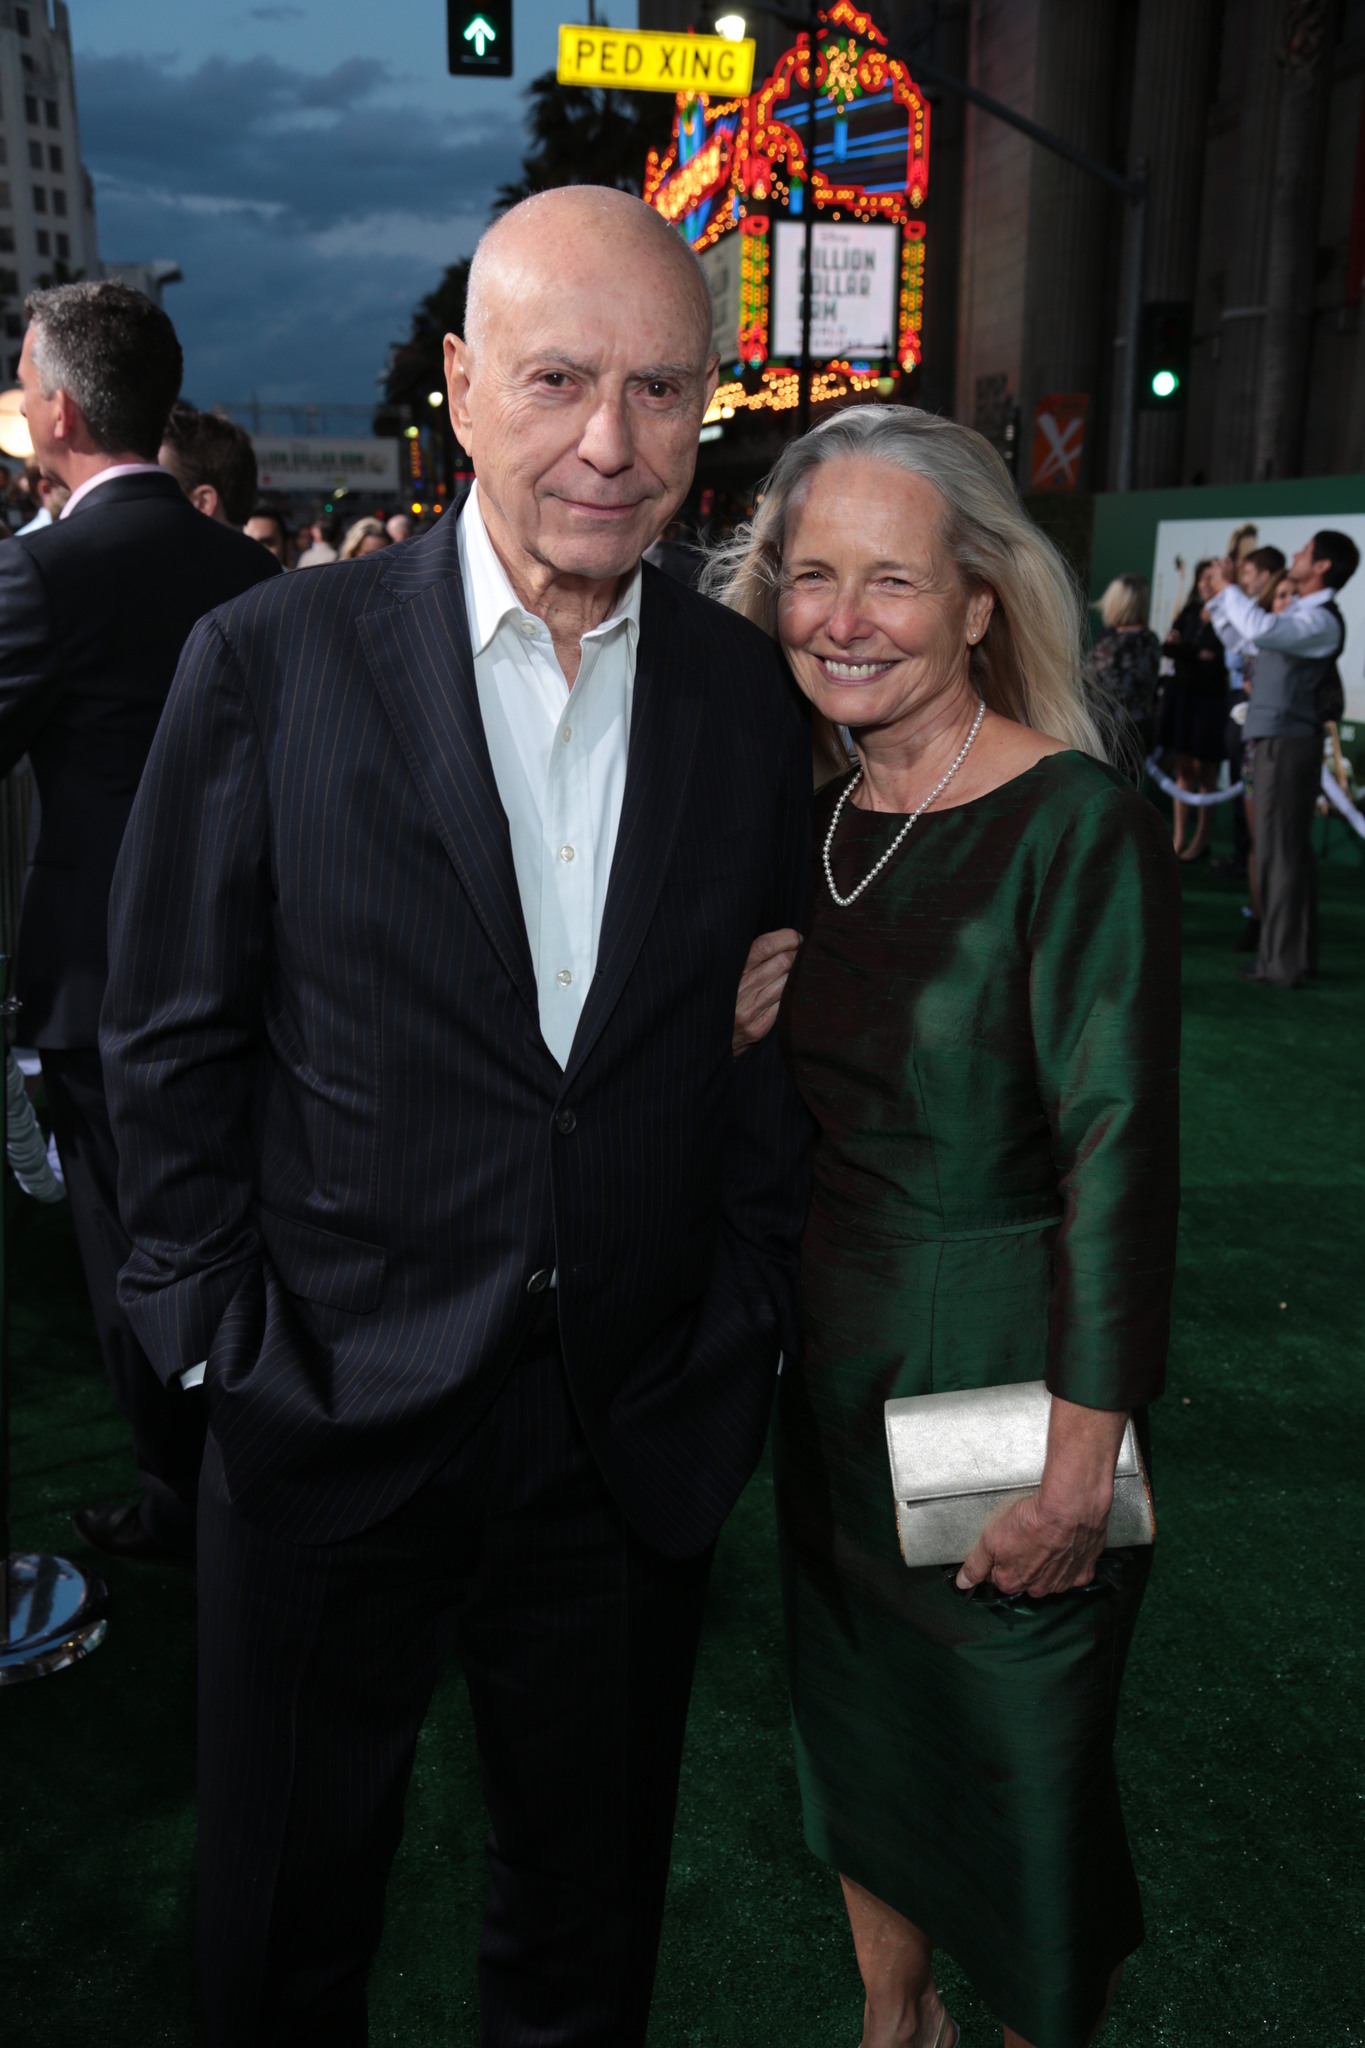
[339,516,388,560]
[701,404,1111,768]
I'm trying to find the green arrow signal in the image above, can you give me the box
[463,14,497,56]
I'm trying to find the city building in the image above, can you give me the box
[0,0,100,376]
[640,0,1365,492]
[941,0,1365,491]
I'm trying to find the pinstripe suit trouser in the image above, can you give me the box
[194,1301,716,2047]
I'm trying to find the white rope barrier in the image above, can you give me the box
[1144,758,1244,807]
[1146,755,1365,837]
[1320,765,1365,840]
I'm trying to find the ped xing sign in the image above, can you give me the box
[556,26,756,94]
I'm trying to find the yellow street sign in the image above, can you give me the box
[556,25,756,95]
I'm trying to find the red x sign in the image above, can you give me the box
[1030,392,1090,493]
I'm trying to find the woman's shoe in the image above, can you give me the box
[914,2007,958,2048]
[856,2002,958,2048]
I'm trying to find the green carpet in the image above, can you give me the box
[3,855,1363,2045]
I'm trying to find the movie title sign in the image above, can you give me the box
[771,221,899,359]
[252,436,401,494]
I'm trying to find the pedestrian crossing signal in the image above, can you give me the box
[448,0,513,77]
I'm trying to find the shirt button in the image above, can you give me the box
[555,1108,577,1135]
[561,725,572,743]
[559,844,575,863]
[526,1268,552,1296]
[519,618,538,638]
[556,968,573,987]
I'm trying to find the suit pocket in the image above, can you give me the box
[258,1204,387,1314]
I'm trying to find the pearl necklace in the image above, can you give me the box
[823,697,987,908]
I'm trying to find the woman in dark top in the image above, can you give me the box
[714,407,1180,2048]
[1085,573,1160,760]
[1157,558,1229,860]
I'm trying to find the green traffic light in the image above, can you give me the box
[1151,369,1179,400]
[448,0,512,75]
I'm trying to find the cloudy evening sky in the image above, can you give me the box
[73,0,615,410]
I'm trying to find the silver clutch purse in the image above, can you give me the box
[884,1380,1155,1569]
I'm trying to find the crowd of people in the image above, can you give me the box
[0,414,426,572]
[1086,522,1358,991]
[0,190,1330,2048]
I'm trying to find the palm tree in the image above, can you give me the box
[495,70,674,211]
[379,260,469,424]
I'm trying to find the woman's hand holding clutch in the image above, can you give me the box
[955,1397,1130,1600]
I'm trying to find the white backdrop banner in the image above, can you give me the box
[772,221,898,360]
[1150,513,1365,720]
[253,436,400,494]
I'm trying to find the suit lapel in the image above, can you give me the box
[358,556,539,1018]
[564,569,705,1086]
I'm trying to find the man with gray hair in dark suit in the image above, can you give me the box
[102,188,811,2044]
[0,281,278,1567]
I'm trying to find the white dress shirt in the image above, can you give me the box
[1208,592,1258,690]
[1208,582,1343,661]
[181,490,637,1388]
[458,483,640,1069]
[58,461,166,519]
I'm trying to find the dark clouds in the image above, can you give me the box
[74,50,524,404]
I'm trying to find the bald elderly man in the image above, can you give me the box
[101,187,811,2043]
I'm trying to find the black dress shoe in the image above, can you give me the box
[72,1502,193,1566]
[1234,916,1261,953]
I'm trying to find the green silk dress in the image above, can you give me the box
[774,751,1181,2048]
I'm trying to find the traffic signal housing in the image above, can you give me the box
[448,0,513,78]
[1137,301,1192,411]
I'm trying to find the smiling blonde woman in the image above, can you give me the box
[707,406,1181,2048]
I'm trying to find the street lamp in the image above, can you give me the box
[715,13,747,37]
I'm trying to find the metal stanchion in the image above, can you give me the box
[0,955,107,1683]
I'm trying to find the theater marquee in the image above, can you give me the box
[642,1,929,423]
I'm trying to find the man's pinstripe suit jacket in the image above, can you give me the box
[100,513,813,1550]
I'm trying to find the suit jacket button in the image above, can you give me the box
[527,1268,552,1296]
[555,1108,577,1134]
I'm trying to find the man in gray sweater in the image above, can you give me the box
[1208,529,1359,989]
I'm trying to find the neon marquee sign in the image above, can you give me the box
[644,3,928,386]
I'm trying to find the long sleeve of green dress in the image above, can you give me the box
[1028,782,1182,1412]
